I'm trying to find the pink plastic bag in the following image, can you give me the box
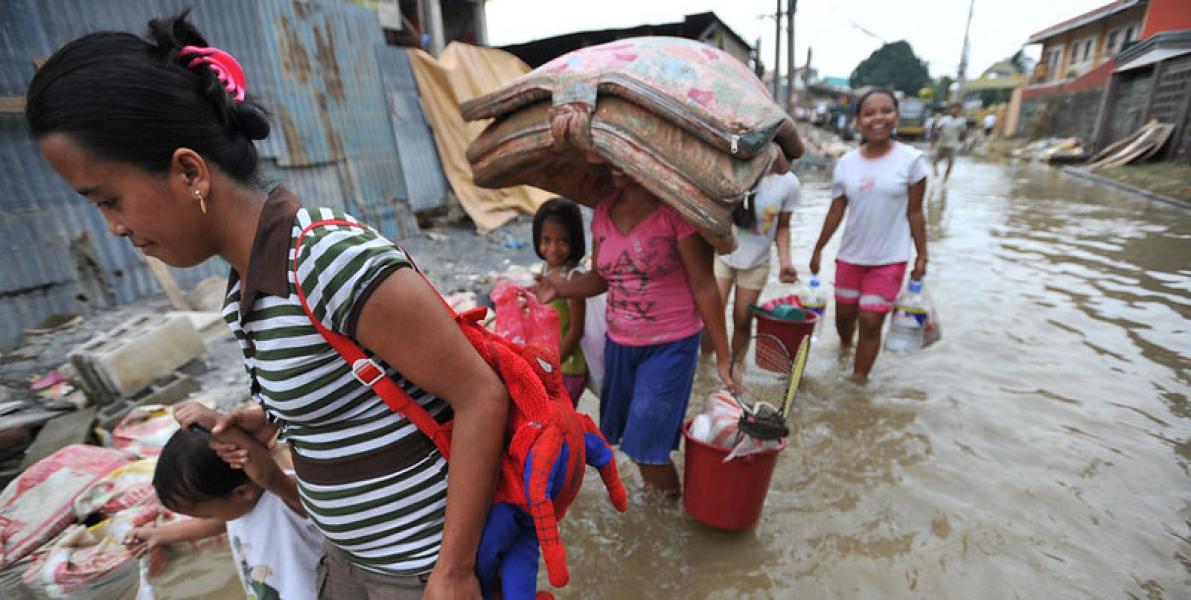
[490,282,560,354]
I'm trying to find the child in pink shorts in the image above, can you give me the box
[809,89,930,382]
[833,261,906,313]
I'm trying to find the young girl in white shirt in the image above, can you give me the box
[809,89,929,382]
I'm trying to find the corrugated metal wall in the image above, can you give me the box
[376,46,451,212]
[0,0,434,350]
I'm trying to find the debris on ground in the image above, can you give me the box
[0,216,548,598]
[1086,119,1175,170]
[1010,137,1089,164]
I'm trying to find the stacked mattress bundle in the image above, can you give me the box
[462,37,803,253]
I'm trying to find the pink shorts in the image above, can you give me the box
[834,260,907,313]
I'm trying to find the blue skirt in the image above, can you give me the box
[599,331,702,465]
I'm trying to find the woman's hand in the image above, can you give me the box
[212,426,277,483]
[911,255,927,281]
[212,404,275,447]
[423,567,481,600]
[778,262,798,283]
[531,275,560,305]
[809,249,822,276]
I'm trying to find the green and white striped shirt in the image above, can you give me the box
[222,191,449,574]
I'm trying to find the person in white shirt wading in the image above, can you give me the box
[931,103,967,180]
[706,164,801,357]
[809,89,930,383]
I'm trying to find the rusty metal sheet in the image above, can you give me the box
[0,0,429,348]
[376,45,450,213]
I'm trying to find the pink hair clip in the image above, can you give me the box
[179,45,246,103]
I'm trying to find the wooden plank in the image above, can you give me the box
[17,407,98,471]
[0,96,25,114]
[142,256,191,311]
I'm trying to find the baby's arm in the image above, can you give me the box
[213,426,306,517]
[124,518,225,557]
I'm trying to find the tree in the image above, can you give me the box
[1008,48,1034,74]
[849,41,931,96]
[932,75,954,104]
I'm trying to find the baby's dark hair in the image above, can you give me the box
[25,10,270,186]
[532,198,585,266]
[153,428,248,511]
[855,88,899,117]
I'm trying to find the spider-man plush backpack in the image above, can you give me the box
[292,219,627,600]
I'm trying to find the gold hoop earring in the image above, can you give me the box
[193,189,207,214]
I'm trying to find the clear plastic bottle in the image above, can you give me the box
[801,277,827,340]
[885,280,928,352]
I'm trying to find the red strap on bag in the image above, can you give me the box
[291,219,455,460]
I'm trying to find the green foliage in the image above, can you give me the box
[1009,48,1033,74]
[849,41,932,95]
[932,75,954,104]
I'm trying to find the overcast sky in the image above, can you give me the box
[487,0,1103,79]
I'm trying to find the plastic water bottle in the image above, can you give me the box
[801,277,827,340]
[886,281,928,352]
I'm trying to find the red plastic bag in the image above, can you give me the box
[490,282,560,354]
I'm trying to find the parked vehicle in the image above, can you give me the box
[897,97,928,139]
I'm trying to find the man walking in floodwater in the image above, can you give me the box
[932,104,967,180]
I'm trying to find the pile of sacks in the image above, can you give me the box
[463,37,803,253]
[0,406,223,599]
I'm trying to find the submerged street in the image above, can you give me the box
[551,158,1191,598]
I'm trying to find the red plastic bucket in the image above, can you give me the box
[682,420,786,530]
[754,310,816,371]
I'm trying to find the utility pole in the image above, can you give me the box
[753,37,764,78]
[773,0,782,101]
[471,0,487,46]
[424,0,446,56]
[955,0,975,103]
[786,0,796,112]
[805,46,813,85]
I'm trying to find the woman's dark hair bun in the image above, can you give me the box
[147,9,208,54]
[26,9,269,185]
[147,10,270,142]
[235,104,271,140]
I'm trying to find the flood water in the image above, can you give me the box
[558,159,1191,598]
[165,159,1190,598]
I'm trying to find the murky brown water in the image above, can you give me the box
[164,159,1189,598]
[558,160,1191,599]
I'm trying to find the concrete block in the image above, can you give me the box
[69,313,205,403]
[185,276,228,312]
[95,370,201,430]
[172,311,231,347]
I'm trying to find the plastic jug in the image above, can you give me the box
[885,280,940,352]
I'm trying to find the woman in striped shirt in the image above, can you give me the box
[27,12,507,599]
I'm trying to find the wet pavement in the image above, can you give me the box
[163,157,1190,598]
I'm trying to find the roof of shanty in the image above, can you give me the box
[500,12,752,68]
[1027,0,1146,44]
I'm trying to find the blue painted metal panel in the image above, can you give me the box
[0,0,431,349]
[376,46,451,213]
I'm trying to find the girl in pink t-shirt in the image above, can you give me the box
[537,165,732,495]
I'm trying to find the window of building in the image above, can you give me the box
[1107,30,1120,55]
[1070,38,1094,64]
[1124,25,1136,43]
